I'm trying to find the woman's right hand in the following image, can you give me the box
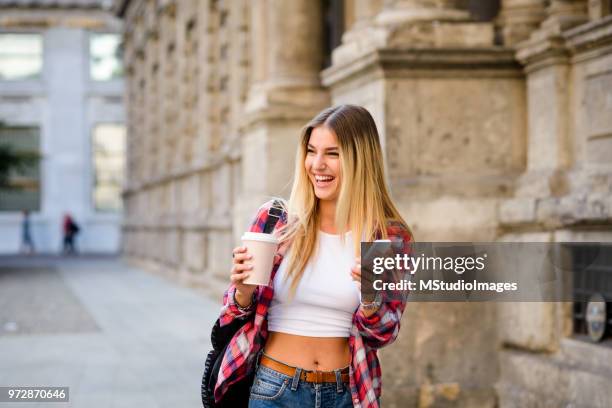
[231,246,256,303]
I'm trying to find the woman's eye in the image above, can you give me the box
[307,149,315,154]
[328,152,339,157]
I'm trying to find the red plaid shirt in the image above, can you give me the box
[214,200,413,408]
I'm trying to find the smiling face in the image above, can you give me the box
[305,126,342,203]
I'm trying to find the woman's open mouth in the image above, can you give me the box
[314,174,335,188]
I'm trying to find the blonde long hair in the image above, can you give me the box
[276,104,411,300]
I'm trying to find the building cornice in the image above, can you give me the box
[322,47,521,88]
[0,0,111,9]
[564,14,612,54]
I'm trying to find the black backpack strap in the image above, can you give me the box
[262,199,285,234]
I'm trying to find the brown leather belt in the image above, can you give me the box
[259,354,350,384]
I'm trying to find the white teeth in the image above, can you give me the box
[315,175,334,182]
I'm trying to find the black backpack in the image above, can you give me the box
[70,220,80,234]
[201,200,285,407]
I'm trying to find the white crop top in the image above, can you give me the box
[267,230,361,337]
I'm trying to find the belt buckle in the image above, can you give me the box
[314,370,324,383]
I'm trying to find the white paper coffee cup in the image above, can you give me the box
[241,232,279,286]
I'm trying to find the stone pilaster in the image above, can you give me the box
[500,1,612,228]
[176,0,198,168]
[236,0,329,239]
[159,2,177,176]
[499,0,589,360]
[325,0,518,241]
[324,2,518,407]
[513,1,588,199]
[143,0,160,180]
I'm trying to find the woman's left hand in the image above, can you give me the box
[351,256,380,316]
[350,256,361,292]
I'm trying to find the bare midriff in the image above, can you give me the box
[264,331,351,371]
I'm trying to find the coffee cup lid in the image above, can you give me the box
[241,231,279,244]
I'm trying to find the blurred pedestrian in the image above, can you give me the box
[62,213,80,255]
[20,210,35,254]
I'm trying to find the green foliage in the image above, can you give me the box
[0,143,40,188]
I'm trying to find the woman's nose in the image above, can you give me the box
[313,153,326,169]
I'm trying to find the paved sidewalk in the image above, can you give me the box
[0,255,221,408]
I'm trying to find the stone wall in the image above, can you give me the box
[115,0,612,406]
[120,0,248,293]
[495,2,612,406]
[119,0,330,294]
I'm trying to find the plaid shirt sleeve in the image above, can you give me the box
[354,222,413,349]
[214,199,285,403]
[219,285,261,326]
[218,200,276,327]
[354,300,406,349]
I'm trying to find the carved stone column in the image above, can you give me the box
[237,0,329,236]
[248,0,326,91]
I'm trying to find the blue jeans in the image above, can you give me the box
[248,352,353,408]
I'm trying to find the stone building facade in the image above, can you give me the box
[114,0,612,406]
[0,0,125,253]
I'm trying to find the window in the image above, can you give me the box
[0,126,40,211]
[0,34,43,80]
[572,243,612,343]
[90,33,123,81]
[92,124,126,212]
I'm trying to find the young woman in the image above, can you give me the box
[214,105,413,408]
